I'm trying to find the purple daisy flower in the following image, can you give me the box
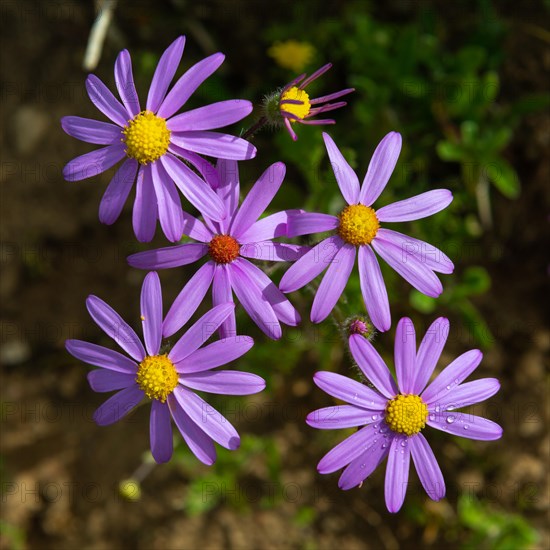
[62,36,256,242]
[128,160,307,340]
[65,272,265,465]
[280,132,454,331]
[276,64,354,141]
[307,317,502,513]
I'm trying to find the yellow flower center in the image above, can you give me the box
[280,87,311,120]
[136,354,178,403]
[385,394,428,436]
[209,234,240,264]
[338,204,380,246]
[123,110,171,164]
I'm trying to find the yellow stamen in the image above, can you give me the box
[123,110,171,165]
[338,204,380,246]
[385,394,428,436]
[136,354,178,403]
[280,87,311,120]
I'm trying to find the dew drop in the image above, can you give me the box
[446,385,451,390]
[446,415,456,424]
[353,393,358,400]
[429,413,436,421]
[463,425,469,430]
[360,463,366,469]
[401,439,408,447]
[447,404,456,411]
[435,405,440,413]
[454,378,459,385]
[371,414,378,420]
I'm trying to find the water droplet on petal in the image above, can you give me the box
[463,425,469,430]
[446,415,456,424]
[401,439,408,447]
[429,413,436,421]
[371,414,378,420]
[446,385,451,390]
[435,405,440,412]
[360,463,366,469]
[447,404,456,411]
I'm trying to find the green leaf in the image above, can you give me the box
[437,140,464,161]
[485,159,521,199]
[462,266,491,295]
[410,290,437,313]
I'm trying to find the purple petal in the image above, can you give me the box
[65,339,137,373]
[168,394,216,465]
[234,259,300,326]
[180,371,264,395]
[93,384,144,426]
[99,158,138,225]
[86,74,130,127]
[162,261,215,337]
[422,350,483,405]
[410,433,445,501]
[215,159,239,230]
[151,160,184,242]
[87,370,136,392]
[240,242,306,262]
[322,132,360,204]
[413,317,450,394]
[230,162,286,237]
[360,132,402,206]
[176,336,254,374]
[349,334,399,399]
[127,243,208,270]
[140,271,163,356]
[376,229,454,274]
[376,190,453,222]
[174,386,240,450]
[86,295,145,361]
[358,245,391,332]
[150,400,173,463]
[371,237,443,297]
[61,116,122,145]
[307,404,381,430]
[427,412,503,440]
[385,435,411,513]
[394,317,416,394]
[229,261,282,339]
[160,153,225,221]
[157,52,224,119]
[432,378,500,412]
[286,211,339,238]
[338,435,390,490]
[168,303,235,363]
[132,165,158,242]
[146,36,185,113]
[170,131,256,161]
[63,144,126,181]
[181,212,214,242]
[279,236,342,293]
[238,209,304,243]
[312,371,388,411]
[212,265,236,339]
[175,148,219,190]
[167,100,252,131]
[311,244,355,323]
[114,49,140,117]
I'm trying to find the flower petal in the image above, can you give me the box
[180,371,264,395]
[181,212,214,242]
[151,160,184,242]
[150,400,173,463]
[132,165,158,242]
[215,159,240,230]
[65,339,137,373]
[239,209,305,243]
[312,371,387,411]
[86,74,130,127]
[212,264,236,339]
[114,49,140,117]
[409,433,445,501]
[167,100,252,131]
[168,394,216,465]
[311,244,355,323]
[157,52,224,119]
[394,317,416,394]
[358,245,391,332]
[279,236,342,293]
[434,378,501,411]
[170,131,256,161]
[413,317,450,394]
[168,303,235,363]
[87,370,136,392]
[146,36,185,113]
[385,434,411,513]
[422,350,483,404]
[99,158,138,225]
[127,243,208,270]
[240,242,306,262]
[140,271,163,356]
[93,385,144,426]
[230,162,286,237]
[61,116,122,144]
[427,412,503,440]
[307,404,381,430]
[349,334,399,399]
[322,132,360,204]
[371,237,443,297]
[360,132,402,206]
[86,295,145,361]
[376,190,453,222]
[174,386,240,450]
[176,336,254,374]
[160,153,225,221]
[63,144,126,181]
[162,261,215,338]
[286,211,339,238]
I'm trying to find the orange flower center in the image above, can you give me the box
[209,235,240,264]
